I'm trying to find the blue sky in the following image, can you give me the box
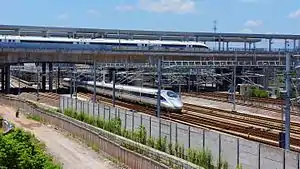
[0,0,299,34]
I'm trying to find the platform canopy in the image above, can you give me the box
[0,24,299,43]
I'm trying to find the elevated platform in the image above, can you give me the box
[0,46,292,64]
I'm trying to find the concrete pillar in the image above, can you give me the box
[42,62,46,91]
[57,66,60,88]
[244,41,247,51]
[284,39,287,52]
[269,39,272,52]
[4,65,10,94]
[248,42,251,50]
[48,62,53,91]
[1,68,4,92]
[263,67,269,90]
[293,39,296,51]
[226,42,229,51]
[218,39,221,51]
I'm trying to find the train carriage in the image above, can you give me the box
[62,78,183,112]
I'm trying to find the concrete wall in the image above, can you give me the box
[60,96,300,169]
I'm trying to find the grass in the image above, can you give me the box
[27,114,42,122]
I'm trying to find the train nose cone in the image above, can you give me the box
[172,100,183,109]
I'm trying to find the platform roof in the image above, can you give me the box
[0,24,298,43]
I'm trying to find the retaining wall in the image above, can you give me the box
[60,95,300,169]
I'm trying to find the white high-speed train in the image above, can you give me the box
[0,35,209,51]
[62,78,183,112]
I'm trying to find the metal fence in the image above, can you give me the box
[60,95,300,169]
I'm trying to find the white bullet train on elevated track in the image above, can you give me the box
[62,78,183,112]
[0,35,209,51]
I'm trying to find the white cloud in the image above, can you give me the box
[138,0,196,13]
[87,9,100,17]
[57,13,69,20]
[244,20,263,27]
[116,0,197,14]
[116,5,135,11]
[289,9,300,19]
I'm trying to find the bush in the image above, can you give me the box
[0,128,61,169]
[250,87,269,98]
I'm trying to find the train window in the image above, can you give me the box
[161,96,166,101]
[167,91,178,98]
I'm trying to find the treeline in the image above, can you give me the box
[0,127,62,169]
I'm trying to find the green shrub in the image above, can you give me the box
[168,143,174,155]
[155,136,167,152]
[250,87,269,98]
[96,117,105,129]
[0,128,61,169]
[147,136,155,148]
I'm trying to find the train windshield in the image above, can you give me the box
[166,91,178,98]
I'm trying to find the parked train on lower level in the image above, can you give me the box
[62,78,183,112]
[0,35,209,52]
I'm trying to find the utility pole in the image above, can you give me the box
[73,68,77,98]
[92,55,97,117]
[112,70,116,107]
[233,52,237,111]
[18,59,20,97]
[93,55,96,103]
[156,58,162,118]
[284,53,292,150]
[37,64,40,101]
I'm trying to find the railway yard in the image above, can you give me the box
[10,76,300,152]
[2,24,300,169]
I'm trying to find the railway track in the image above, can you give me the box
[77,91,300,151]
[182,92,300,115]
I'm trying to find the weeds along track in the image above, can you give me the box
[182,92,299,115]
[77,92,300,151]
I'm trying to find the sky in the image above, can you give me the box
[0,0,299,35]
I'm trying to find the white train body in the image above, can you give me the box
[62,78,183,112]
[0,35,209,51]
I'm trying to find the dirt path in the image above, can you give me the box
[0,105,125,169]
